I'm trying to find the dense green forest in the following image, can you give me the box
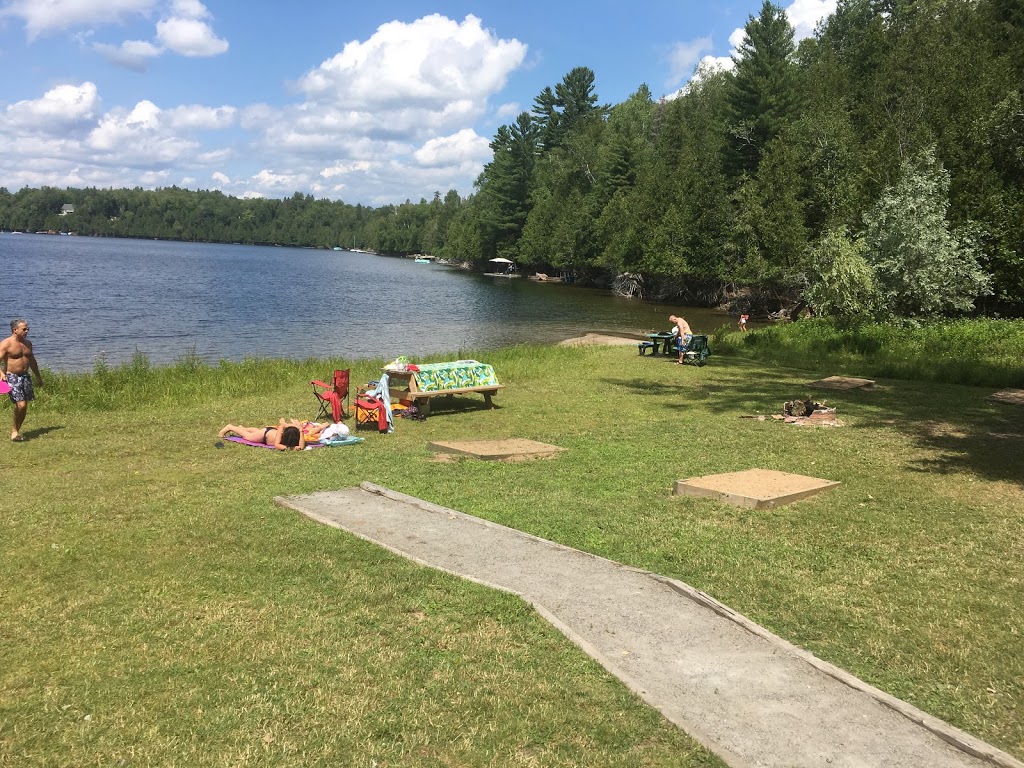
[2,0,1022,318]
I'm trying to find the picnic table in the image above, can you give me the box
[639,332,678,356]
[386,361,504,416]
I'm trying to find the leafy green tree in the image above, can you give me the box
[787,108,862,235]
[863,147,992,317]
[729,135,809,289]
[595,186,644,273]
[443,202,484,260]
[804,228,879,317]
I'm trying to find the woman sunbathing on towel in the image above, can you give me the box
[218,418,306,450]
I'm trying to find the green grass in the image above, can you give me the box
[713,317,1024,388]
[2,341,1023,765]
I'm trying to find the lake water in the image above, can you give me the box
[0,233,733,372]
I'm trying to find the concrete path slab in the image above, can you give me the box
[276,483,1021,768]
[674,469,841,509]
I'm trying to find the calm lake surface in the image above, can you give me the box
[0,233,733,372]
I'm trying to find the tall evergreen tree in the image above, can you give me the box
[726,1,800,177]
[532,86,561,151]
[554,67,607,131]
[476,112,540,259]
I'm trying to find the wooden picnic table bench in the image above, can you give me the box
[385,362,505,416]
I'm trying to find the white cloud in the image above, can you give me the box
[170,0,209,19]
[0,0,156,39]
[667,36,712,88]
[2,82,100,132]
[88,100,161,150]
[295,14,526,114]
[85,100,203,166]
[139,169,170,184]
[241,191,265,199]
[196,148,232,164]
[787,0,837,40]
[156,15,227,56]
[320,161,372,179]
[729,27,747,51]
[700,55,735,75]
[0,76,244,195]
[3,0,228,62]
[412,129,490,168]
[164,105,237,130]
[232,14,526,202]
[0,12,530,204]
[494,102,520,121]
[251,169,310,190]
[94,39,163,71]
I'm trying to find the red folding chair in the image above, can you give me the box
[354,378,390,432]
[311,369,350,422]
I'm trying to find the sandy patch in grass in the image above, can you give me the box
[558,333,642,347]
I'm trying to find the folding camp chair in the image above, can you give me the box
[311,369,350,422]
[354,377,392,433]
[677,335,711,366]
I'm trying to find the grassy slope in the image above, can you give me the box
[2,343,1022,765]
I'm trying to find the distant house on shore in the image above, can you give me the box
[59,204,75,216]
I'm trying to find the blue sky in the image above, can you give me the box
[0,1,836,206]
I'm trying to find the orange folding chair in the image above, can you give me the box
[311,369,350,422]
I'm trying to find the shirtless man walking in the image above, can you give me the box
[1,319,43,442]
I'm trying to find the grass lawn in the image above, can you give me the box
[2,342,1022,766]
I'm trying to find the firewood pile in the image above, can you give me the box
[779,399,841,426]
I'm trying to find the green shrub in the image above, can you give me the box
[715,317,1024,387]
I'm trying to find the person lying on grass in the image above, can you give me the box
[218,418,306,450]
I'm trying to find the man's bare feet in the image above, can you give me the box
[11,433,24,442]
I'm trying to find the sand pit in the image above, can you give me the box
[429,438,565,461]
[809,376,875,390]
[674,468,840,509]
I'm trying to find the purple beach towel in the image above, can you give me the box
[222,436,326,449]
[222,436,363,449]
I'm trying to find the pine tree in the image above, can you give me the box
[476,113,540,259]
[726,1,800,177]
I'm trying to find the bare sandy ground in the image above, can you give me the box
[558,332,642,347]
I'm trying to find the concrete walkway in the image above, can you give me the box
[276,483,1022,768]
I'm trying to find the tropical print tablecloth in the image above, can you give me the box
[413,360,499,392]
